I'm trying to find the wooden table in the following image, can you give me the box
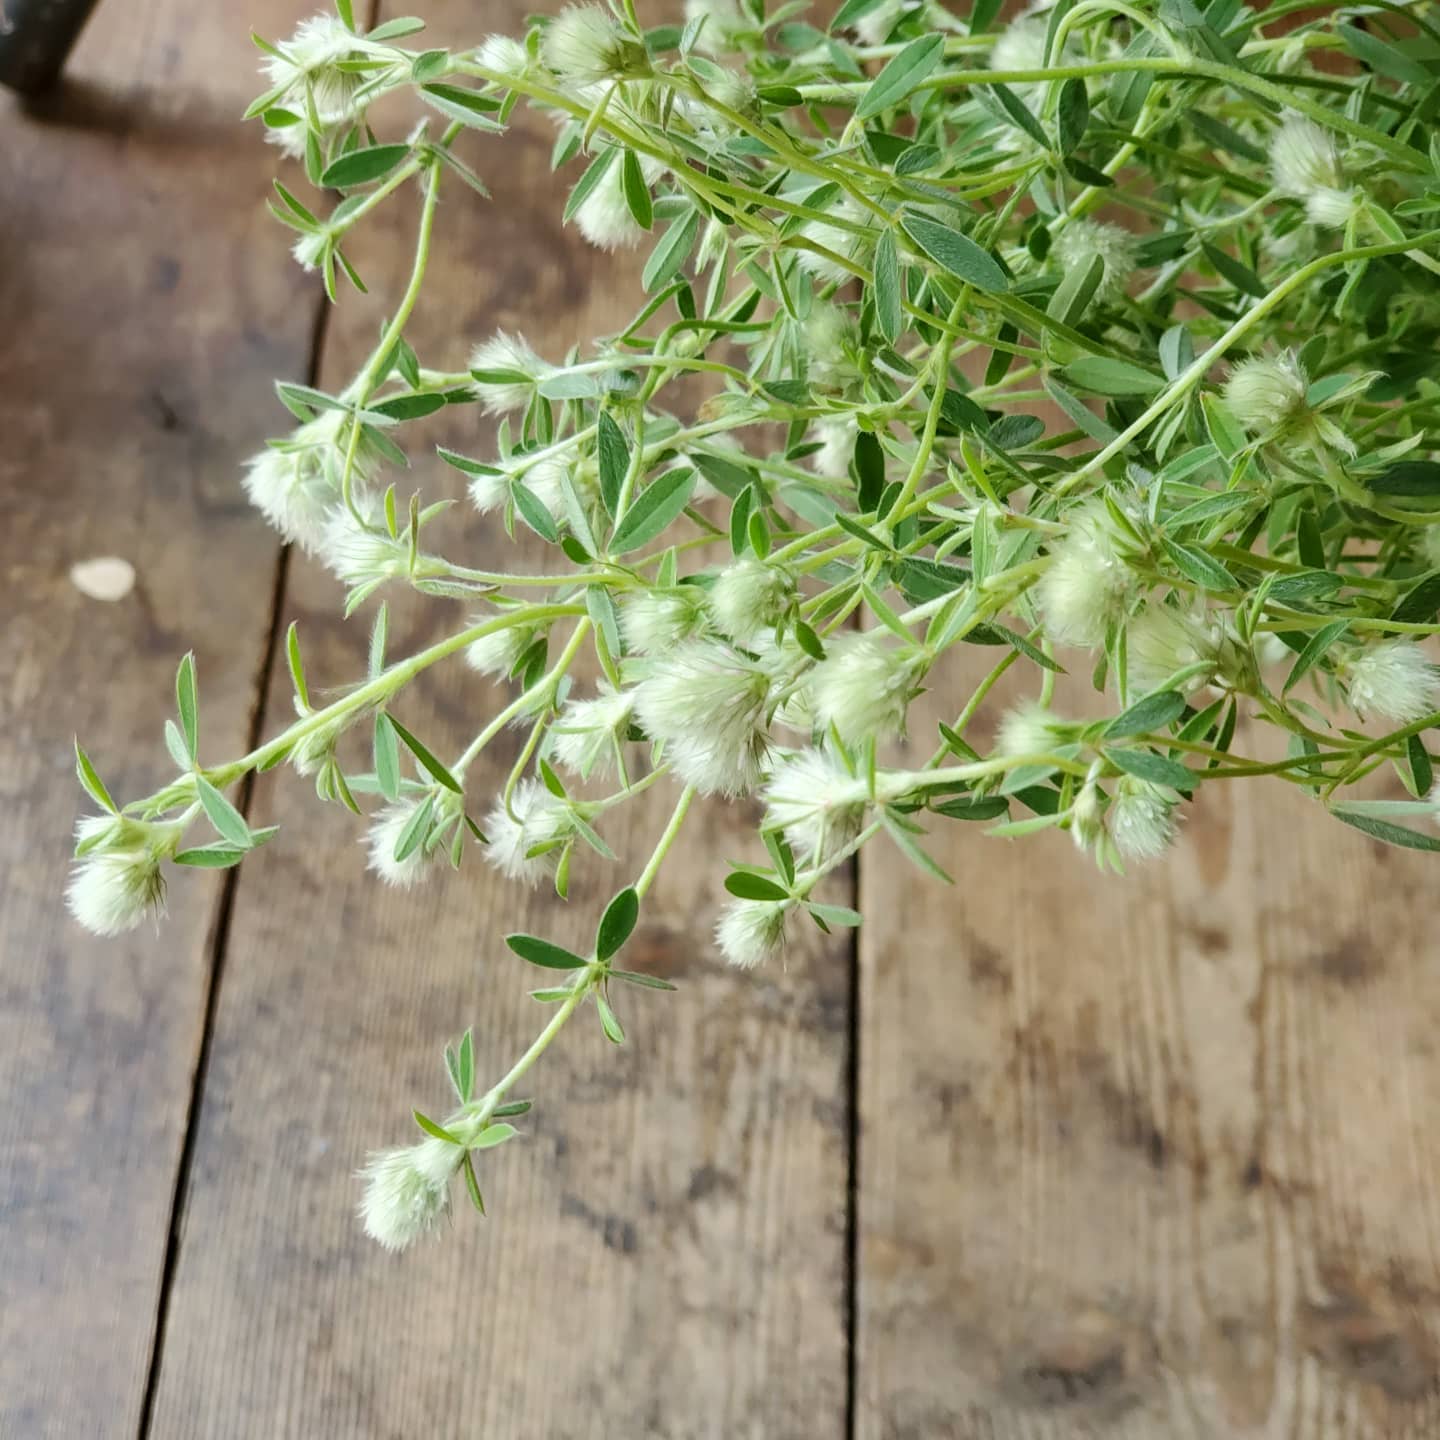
[4,1,1439,1435]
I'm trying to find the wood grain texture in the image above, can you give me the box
[856,669,1440,1439]
[0,3,321,1435]
[144,4,851,1435]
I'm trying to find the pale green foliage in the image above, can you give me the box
[72,0,1440,1246]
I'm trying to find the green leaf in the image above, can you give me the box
[1159,324,1194,381]
[412,1109,461,1145]
[1106,748,1195,792]
[470,1122,519,1150]
[856,34,944,120]
[392,793,434,862]
[563,148,616,224]
[611,969,678,990]
[513,480,561,543]
[506,934,589,969]
[724,871,790,901]
[1057,76,1089,154]
[367,15,426,41]
[75,741,118,814]
[1337,23,1431,87]
[1162,537,1237,591]
[462,1152,485,1214]
[373,712,401,802]
[419,82,506,131]
[1046,252,1105,328]
[286,621,310,711]
[806,902,864,926]
[610,468,697,554]
[642,209,700,292]
[597,411,629,519]
[1165,492,1253,531]
[873,229,903,344]
[173,843,249,869]
[1201,241,1267,298]
[388,716,463,793]
[195,776,251,848]
[491,1099,531,1118]
[596,993,626,1044]
[1061,357,1166,396]
[621,150,653,230]
[1202,392,1246,459]
[988,82,1048,148]
[1284,619,1348,692]
[901,210,1009,293]
[1331,805,1440,852]
[1106,690,1186,738]
[370,392,446,421]
[1370,461,1440,497]
[1393,570,1440,624]
[828,0,886,31]
[596,886,640,961]
[320,143,411,188]
[176,652,199,760]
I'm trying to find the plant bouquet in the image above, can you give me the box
[69,0,1440,1251]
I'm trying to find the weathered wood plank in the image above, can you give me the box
[0,3,320,1434]
[856,670,1440,1439]
[145,4,852,1434]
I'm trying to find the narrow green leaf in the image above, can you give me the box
[1162,537,1237,591]
[513,480,561,543]
[597,411,629,519]
[596,886,640,961]
[873,228,903,344]
[176,653,199,759]
[196,776,251,848]
[856,34,944,120]
[413,1109,462,1144]
[901,210,1009,293]
[1331,805,1440,852]
[1284,619,1348,692]
[471,1122,519,1150]
[724,871,790,901]
[506,934,589,969]
[611,468,697,554]
[388,716,463,793]
[75,741,118,814]
[1106,690,1186,737]
[320,143,411,188]
[1057,76,1089,154]
[1061,356,1166,396]
[374,712,401,802]
[1106,748,1195,791]
[642,209,701,292]
[596,993,626,1044]
[621,150,653,230]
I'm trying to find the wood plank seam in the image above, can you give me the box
[134,289,335,1440]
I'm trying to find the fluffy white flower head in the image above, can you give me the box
[469,332,554,416]
[1108,779,1177,863]
[1223,351,1309,438]
[995,701,1066,760]
[466,618,541,680]
[476,33,530,76]
[634,640,771,795]
[808,416,858,479]
[707,558,793,643]
[243,410,367,553]
[1269,114,1358,228]
[808,633,925,747]
[261,15,373,153]
[796,195,874,287]
[319,511,409,589]
[1126,605,1224,695]
[1344,641,1440,725]
[67,815,176,937]
[542,6,645,83]
[620,588,709,653]
[684,0,749,53]
[715,898,790,969]
[551,685,636,779]
[1038,503,1136,649]
[366,799,432,888]
[483,780,577,886]
[1052,219,1138,302]
[761,748,875,863]
[573,153,662,250]
[358,1136,461,1252]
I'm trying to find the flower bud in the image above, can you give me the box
[620,588,709,654]
[1342,640,1440,725]
[1269,114,1358,229]
[1052,219,1138,302]
[714,897,790,969]
[551,685,636,779]
[469,332,554,416]
[633,640,771,794]
[542,6,649,84]
[807,633,927,747]
[707,558,794,644]
[67,815,180,937]
[1108,778,1177,862]
[483,780,583,886]
[357,1136,462,1252]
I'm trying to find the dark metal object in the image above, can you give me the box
[0,0,104,95]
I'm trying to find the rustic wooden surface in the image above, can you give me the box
[858,679,1440,1440]
[7,1,1440,1437]
[0,1,317,1434]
